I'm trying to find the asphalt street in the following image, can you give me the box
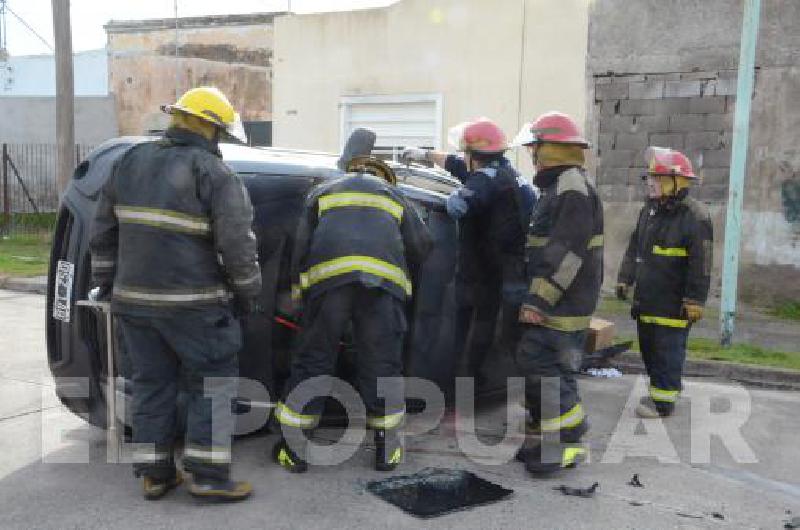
[0,289,798,529]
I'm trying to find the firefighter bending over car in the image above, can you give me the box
[90,87,261,501]
[273,156,432,473]
[617,147,713,418]
[513,112,604,475]
[402,118,535,388]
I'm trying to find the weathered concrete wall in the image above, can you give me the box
[106,14,277,136]
[273,0,589,175]
[588,0,800,304]
[0,96,118,144]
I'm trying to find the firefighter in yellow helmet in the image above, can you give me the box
[91,87,259,501]
[617,147,713,418]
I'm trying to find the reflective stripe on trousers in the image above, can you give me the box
[638,315,689,328]
[540,403,585,432]
[275,402,319,429]
[184,445,232,464]
[367,409,405,430]
[649,385,679,403]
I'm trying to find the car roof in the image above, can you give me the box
[220,143,343,178]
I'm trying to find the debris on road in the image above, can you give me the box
[366,467,513,518]
[553,482,599,498]
[581,341,633,371]
[586,367,623,378]
[627,474,644,487]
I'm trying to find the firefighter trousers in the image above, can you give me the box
[277,284,407,431]
[515,325,587,440]
[118,307,241,481]
[453,277,502,381]
[637,320,689,413]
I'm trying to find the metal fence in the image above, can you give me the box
[1,143,94,237]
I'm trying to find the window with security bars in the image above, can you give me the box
[339,94,442,160]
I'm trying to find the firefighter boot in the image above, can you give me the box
[188,477,253,502]
[272,437,308,474]
[375,429,403,472]
[519,420,589,475]
[523,443,589,476]
[635,397,674,418]
[142,470,183,500]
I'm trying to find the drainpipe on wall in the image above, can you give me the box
[720,0,761,346]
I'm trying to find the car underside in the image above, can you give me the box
[46,137,520,431]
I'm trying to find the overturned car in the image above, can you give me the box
[46,136,521,430]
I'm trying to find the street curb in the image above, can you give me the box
[0,275,48,295]
[615,352,800,391]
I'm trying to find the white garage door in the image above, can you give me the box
[340,94,442,158]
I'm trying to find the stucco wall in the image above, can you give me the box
[273,0,589,176]
[588,0,800,304]
[106,14,276,136]
[0,96,118,144]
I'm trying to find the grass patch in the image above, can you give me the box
[1,212,58,233]
[596,295,631,316]
[770,301,800,322]
[620,336,800,371]
[686,338,800,371]
[0,234,52,277]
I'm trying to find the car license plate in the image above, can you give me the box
[52,260,75,323]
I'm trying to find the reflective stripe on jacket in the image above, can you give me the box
[618,192,713,323]
[90,128,261,314]
[524,166,604,332]
[290,173,432,302]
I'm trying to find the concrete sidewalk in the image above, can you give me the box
[0,275,47,295]
[1,290,799,528]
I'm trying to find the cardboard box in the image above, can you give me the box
[585,317,615,352]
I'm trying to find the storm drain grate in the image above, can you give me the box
[366,467,513,518]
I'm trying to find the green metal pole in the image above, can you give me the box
[720,0,761,346]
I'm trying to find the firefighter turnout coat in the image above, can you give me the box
[290,173,433,303]
[618,191,713,327]
[524,166,604,331]
[90,128,262,314]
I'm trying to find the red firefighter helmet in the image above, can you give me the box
[513,111,589,148]
[646,147,697,178]
[448,118,508,154]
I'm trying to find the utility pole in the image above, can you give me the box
[174,0,179,101]
[52,0,74,195]
[720,0,761,346]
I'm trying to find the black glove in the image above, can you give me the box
[615,283,629,301]
[234,296,265,318]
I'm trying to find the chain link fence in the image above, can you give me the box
[1,143,94,237]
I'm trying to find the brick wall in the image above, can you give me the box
[593,70,743,204]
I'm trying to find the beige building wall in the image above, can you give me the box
[273,0,589,175]
[106,14,278,136]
